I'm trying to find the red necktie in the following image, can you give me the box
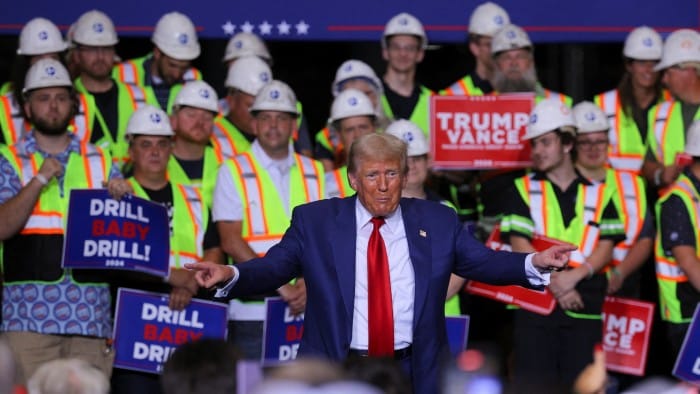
[367,216,394,357]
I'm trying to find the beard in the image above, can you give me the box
[33,112,73,136]
[83,60,113,81]
[492,66,538,93]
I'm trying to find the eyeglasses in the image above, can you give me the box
[576,139,609,150]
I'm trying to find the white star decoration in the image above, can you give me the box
[222,21,236,35]
[295,20,309,35]
[259,21,272,35]
[240,21,254,33]
[277,20,291,35]
[222,20,310,36]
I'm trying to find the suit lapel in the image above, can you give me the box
[401,199,431,329]
[332,196,357,330]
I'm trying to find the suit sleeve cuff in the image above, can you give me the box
[214,265,240,298]
[524,253,550,286]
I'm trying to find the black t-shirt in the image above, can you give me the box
[630,97,657,144]
[682,102,700,136]
[175,156,205,181]
[141,182,220,250]
[89,82,120,144]
[660,169,700,251]
[468,71,494,95]
[382,80,420,120]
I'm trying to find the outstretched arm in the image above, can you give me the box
[185,261,235,289]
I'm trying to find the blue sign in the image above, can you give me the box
[446,315,470,357]
[261,297,304,365]
[112,288,228,374]
[62,189,170,277]
[0,1,697,42]
[673,304,700,386]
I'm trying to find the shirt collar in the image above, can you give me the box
[20,130,81,157]
[531,169,592,187]
[251,139,295,172]
[355,197,402,234]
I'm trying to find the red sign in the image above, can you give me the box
[430,94,535,169]
[465,281,556,315]
[602,296,655,376]
[467,225,558,316]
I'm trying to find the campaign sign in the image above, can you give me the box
[431,94,534,170]
[673,303,700,386]
[446,315,470,357]
[113,288,228,374]
[601,296,654,376]
[261,297,304,365]
[63,189,170,277]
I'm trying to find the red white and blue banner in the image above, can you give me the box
[63,189,170,278]
[0,1,697,42]
[112,288,228,374]
[261,297,304,365]
[673,304,700,386]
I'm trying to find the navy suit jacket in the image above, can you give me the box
[229,196,531,393]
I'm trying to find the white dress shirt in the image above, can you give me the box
[351,200,414,350]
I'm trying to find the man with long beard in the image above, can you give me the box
[490,24,570,102]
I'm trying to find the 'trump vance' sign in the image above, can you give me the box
[63,189,170,277]
[430,94,534,170]
[113,288,228,374]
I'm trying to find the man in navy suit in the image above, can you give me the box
[186,133,573,393]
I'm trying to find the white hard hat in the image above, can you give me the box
[491,24,532,55]
[685,119,700,156]
[173,80,219,113]
[152,12,200,61]
[17,17,68,56]
[250,80,299,116]
[332,59,382,97]
[623,26,662,60]
[524,98,576,140]
[572,101,610,134]
[382,12,428,50]
[126,104,174,136]
[223,32,271,63]
[329,89,375,123]
[655,29,700,71]
[469,2,510,37]
[225,56,273,95]
[23,58,72,94]
[72,10,118,47]
[385,119,429,156]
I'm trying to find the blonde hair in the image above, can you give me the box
[347,133,408,176]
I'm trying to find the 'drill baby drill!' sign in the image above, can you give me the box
[63,189,170,277]
[113,288,228,374]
